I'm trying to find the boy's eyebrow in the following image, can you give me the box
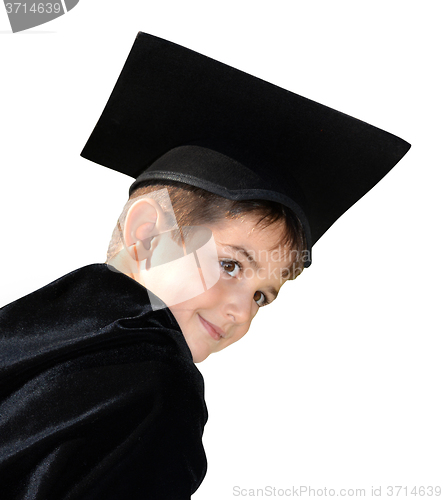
[220,244,260,271]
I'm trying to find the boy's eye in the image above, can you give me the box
[220,260,241,277]
[253,291,269,307]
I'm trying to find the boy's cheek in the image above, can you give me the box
[144,253,213,309]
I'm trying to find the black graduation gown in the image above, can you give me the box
[0,264,208,500]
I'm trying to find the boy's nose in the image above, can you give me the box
[222,289,254,327]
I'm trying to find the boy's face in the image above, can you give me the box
[168,216,296,362]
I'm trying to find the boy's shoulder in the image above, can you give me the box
[0,264,195,378]
[1,264,152,331]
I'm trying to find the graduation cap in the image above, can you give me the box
[81,31,411,268]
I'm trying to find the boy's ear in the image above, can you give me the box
[123,198,163,261]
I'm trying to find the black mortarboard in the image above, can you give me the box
[81,32,410,267]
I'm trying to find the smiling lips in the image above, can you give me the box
[198,315,225,341]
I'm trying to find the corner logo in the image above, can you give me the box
[3,0,79,32]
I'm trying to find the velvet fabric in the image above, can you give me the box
[0,264,207,499]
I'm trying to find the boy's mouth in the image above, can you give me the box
[198,314,225,341]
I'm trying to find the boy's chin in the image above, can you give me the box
[187,341,213,364]
[191,349,211,364]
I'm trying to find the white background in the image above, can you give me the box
[1,1,442,498]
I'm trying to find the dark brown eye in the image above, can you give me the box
[223,262,235,272]
[253,291,268,307]
[220,260,241,277]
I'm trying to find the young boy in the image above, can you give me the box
[0,182,301,499]
[0,32,410,499]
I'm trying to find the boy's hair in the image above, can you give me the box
[107,180,307,279]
